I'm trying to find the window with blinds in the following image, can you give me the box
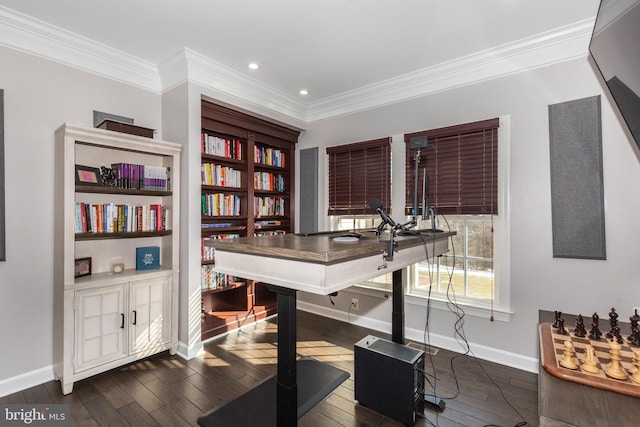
[404,118,499,216]
[327,137,391,216]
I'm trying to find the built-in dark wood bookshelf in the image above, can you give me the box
[200,99,299,340]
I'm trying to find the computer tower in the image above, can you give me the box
[354,335,425,426]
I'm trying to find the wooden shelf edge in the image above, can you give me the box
[75,230,172,240]
[201,282,247,295]
[76,185,171,196]
[201,153,245,164]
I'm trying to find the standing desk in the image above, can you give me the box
[198,230,452,426]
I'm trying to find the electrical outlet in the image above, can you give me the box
[351,298,359,310]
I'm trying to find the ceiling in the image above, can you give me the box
[0,0,601,122]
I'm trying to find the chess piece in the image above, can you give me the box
[574,314,586,338]
[590,312,602,340]
[553,311,562,328]
[558,317,567,335]
[606,307,619,339]
[560,340,578,369]
[629,311,640,346]
[581,344,601,374]
[612,326,624,344]
[604,339,628,380]
[630,350,640,384]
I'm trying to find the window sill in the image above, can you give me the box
[405,292,513,322]
[350,284,513,322]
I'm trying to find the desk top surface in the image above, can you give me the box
[207,230,454,265]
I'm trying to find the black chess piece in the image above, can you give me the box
[606,307,619,339]
[553,311,562,328]
[590,312,602,340]
[558,317,568,335]
[574,314,586,338]
[628,311,640,346]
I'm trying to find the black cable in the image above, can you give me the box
[416,216,530,427]
[441,215,530,427]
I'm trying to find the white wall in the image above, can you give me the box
[0,46,161,393]
[296,56,640,370]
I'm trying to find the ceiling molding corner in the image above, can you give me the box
[0,5,161,93]
[181,48,308,123]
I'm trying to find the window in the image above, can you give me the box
[405,118,509,317]
[410,215,495,301]
[326,138,391,215]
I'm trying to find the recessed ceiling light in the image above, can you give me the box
[248,63,259,70]
[299,89,309,95]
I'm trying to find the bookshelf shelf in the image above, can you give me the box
[75,230,172,241]
[200,100,299,340]
[76,186,172,196]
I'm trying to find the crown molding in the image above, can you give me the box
[158,48,308,124]
[305,18,597,123]
[0,5,596,124]
[0,6,161,93]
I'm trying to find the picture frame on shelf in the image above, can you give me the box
[75,165,103,187]
[74,257,92,278]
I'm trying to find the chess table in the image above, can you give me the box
[539,321,640,426]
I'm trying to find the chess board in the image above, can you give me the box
[539,322,640,398]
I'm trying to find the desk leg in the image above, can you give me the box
[271,285,298,427]
[391,269,404,344]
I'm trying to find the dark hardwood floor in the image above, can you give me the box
[2,311,538,426]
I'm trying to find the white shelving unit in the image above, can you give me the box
[53,123,181,394]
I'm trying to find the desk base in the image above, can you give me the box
[197,358,349,426]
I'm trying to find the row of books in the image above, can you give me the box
[254,145,284,167]
[254,219,282,228]
[202,163,242,187]
[201,234,239,261]
[255,230,286,236]
[110,163,170,191]
[201,133,243,160]
[254,196,285,217]
[202,193,241,217]
[75,202,167,234]
[254,171,285,192]
[201,265,238,291]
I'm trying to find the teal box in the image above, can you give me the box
[136,246,160,270]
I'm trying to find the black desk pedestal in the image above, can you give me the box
[198,286,349,427]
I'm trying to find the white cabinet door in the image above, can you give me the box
[75,285,127,372]
[130,276,171,354]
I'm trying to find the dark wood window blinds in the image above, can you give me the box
[405,118,499,216]
[327,137,391,215]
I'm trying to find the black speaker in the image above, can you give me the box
[354,335,424,426]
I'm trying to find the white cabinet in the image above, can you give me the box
[129,276,171,355]
[73,276,171,377]
[53,124,181,394]
[75,284,127,372]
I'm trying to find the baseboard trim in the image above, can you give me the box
[0,365,55,398]
[176,340,204,361]
[297,301,538,373]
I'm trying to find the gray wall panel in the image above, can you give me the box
[549,95,606,260]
